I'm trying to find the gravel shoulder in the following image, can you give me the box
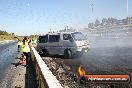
[0,53,36,88]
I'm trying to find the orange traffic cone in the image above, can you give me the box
[21,54,25,65]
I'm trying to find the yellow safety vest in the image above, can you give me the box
[22,40,30,52]
[32,39,37,45]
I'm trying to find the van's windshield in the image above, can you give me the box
[71,32,86,41]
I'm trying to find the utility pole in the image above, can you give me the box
[91,4,94,22]
[64,27,66,32]
[50,28,51,33]
[66,26,68,32]
[126,0,128,17]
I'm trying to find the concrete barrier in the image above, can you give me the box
[0,40,15,44]
[31,47,63,88]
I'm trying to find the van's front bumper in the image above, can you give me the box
[77,47,90,53]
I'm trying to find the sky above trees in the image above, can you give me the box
[0,0,132,36]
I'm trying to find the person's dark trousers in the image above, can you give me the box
[18,45,20,52]
[23,52,31,66]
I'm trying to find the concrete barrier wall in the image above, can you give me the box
[0,40,15,43]
[31,47,63,88]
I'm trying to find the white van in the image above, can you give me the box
[37,32,90,58]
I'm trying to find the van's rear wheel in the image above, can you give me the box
[64,49,72,59]
[38,52,43,57]
[42,49,49,57]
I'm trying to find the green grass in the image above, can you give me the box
[0,35,16,41]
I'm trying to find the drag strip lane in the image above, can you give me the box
[0,42,17,82]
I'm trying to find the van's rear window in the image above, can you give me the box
[39,35,48,43]
[49,35,60,42]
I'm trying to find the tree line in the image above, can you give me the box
[0,30,9,35]
[59,16,132,32]
[88,16,132,28]
[0,30,15,35]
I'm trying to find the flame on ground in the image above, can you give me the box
[78,65,86,76]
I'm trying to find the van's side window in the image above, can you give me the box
[63,34,73,42]
[49,35,60,42]
[39,35,48,43]
[63,34,69,40]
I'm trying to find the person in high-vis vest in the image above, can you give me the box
[22,37,32,67]
[32,38,37,46]
[17,40,22,52]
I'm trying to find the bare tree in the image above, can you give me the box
[95,19,100,27]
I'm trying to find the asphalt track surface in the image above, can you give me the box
[0,42,17,84]
[0,42,37,88]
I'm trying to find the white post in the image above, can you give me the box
[126,0,128,17]
[91,4,94,22]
